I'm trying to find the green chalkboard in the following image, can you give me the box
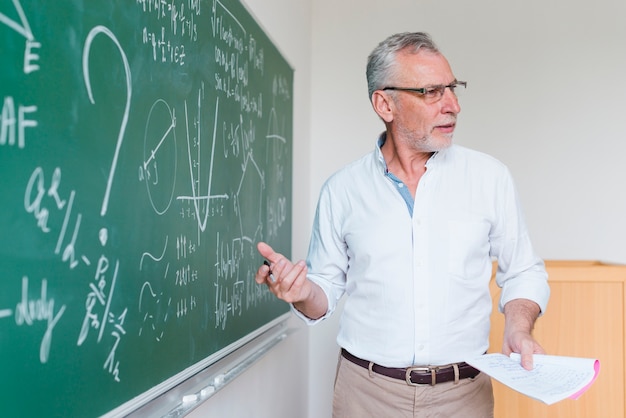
[0,0,292,416]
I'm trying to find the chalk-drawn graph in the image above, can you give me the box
[142,99,178,215]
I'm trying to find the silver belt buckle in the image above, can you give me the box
[405,366,436,386]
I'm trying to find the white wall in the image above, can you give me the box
[189,0,626,417]
[309,0,626,417]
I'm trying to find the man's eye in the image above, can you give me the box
[424,87,442,97]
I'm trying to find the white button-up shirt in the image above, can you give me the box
[295,137,549,367]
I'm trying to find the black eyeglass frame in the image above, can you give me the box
[381,81,467,100]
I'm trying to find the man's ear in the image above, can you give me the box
[371,90,394,123]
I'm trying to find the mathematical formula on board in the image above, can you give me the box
[0,1,292,415]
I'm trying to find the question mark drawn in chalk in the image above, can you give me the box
[82,25,132,244]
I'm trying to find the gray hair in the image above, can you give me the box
[366,32,440,99]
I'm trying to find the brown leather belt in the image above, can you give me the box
[341,348,480,386]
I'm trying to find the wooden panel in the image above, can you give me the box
[489,262,626,417]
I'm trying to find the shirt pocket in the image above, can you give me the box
[447,220,490,279]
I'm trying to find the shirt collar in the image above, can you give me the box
[375,132,389,173]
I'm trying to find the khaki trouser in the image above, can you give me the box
[333,353,494,418]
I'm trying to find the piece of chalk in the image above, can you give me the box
[182,394,198,403]
[213,374,225,385]
[200,386,215,397]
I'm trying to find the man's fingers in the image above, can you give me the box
[271,260,307,299]
[255,263,271,284]
[520,340,537,370]
[278,260,306,287]
[520,353,534,370]
[257,241,277,261]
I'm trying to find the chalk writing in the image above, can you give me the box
[140,98,178,215]
[0,0,35,41]
[138,237,171,341]
[77,256,128,381]
[83,25,132,218]
[137,0,199,64]
[14,277,66,363]
[0,96,38,148]
[23,167,89,269]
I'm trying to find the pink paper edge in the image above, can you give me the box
[569,360,600,400]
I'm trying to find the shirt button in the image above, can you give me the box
[417,344,425,351]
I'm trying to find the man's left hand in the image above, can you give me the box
[502,298,545,370]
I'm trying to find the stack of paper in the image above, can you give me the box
[466,353,600,405]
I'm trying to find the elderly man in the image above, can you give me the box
[256,32,549,417]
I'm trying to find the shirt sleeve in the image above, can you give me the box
[291,178,349,325]
[490,168,550,314]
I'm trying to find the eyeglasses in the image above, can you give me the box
[381,81,467,104]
